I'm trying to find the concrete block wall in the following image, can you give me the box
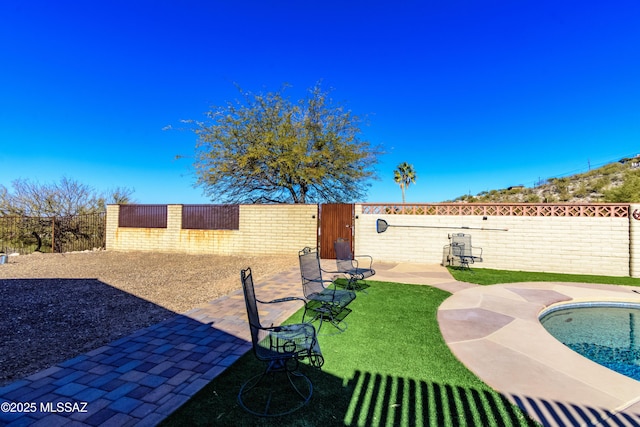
[355,204,632,277]
[107,205,187,253]
[233,204,318,254]
[106,204,318,256]
[108,202,639,277]
[105,205,119,250]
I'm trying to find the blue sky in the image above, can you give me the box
[1,0,639,204]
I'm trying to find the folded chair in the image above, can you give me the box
[239,267,324,417]
[445,233,483,269]
[334,238,375,291]
[298,247,356,332]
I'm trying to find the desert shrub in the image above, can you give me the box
[603,170,640,202]
[573,182,588,198]
[600,162,624,176]
[524,193,541,203]
[591,176,611,193]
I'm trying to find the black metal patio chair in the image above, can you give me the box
[238,267,324,417]
[334,238,375,291]
[445,233,483,269]
[298,247,356,332]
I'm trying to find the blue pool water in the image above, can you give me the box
[540,302,640,382]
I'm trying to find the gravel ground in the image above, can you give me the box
[0,250,298,386]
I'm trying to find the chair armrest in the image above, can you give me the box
[321,266,343,276]
[314,269,342,284]
[256,296,307,306]
[303,276,340,293]
[354,254,373,269]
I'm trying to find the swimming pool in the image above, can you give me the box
[540,302,640,381]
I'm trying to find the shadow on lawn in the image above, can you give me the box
[346,371,640,426]
[345,370,535,426]
[168,364,547,426]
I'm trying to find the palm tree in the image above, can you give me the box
[394,162,417,203]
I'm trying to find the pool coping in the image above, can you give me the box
[438,281,640,426]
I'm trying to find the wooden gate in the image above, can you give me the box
[319,204,354,259]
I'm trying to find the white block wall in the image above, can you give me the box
[233,204,318,254]
[355,205,632,277]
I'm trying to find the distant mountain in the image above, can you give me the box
[450,155,640,203]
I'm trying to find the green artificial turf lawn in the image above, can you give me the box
[161,281,539,426]
[448,266,640,287]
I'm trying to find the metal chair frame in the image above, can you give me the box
[334,238,375,291]
[298,247,356,332]
[445,233,483,269]
[239,267,323,417]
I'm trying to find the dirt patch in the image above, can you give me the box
[0,250,298,386]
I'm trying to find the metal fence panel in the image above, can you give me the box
[0,213,106,254]
[182,205,239,230]
[118,205,168,228]
[54,213,106,253]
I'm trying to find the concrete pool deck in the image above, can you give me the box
[371,262,640,426]
[438,280,640,426]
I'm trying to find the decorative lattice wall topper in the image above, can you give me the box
[361,203,629,218]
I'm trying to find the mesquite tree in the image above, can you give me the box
[184,83,382,203]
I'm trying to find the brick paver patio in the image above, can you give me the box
[0,267,303,426]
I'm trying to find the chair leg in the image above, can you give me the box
[238,360,313,417]
[347,276,369,294]
[326,312,348,333]
[347,275,359,290]
[323,304,351,333]
[307,304,349,334]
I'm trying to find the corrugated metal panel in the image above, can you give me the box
[182,205,239,230]
[119,205,167,228]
